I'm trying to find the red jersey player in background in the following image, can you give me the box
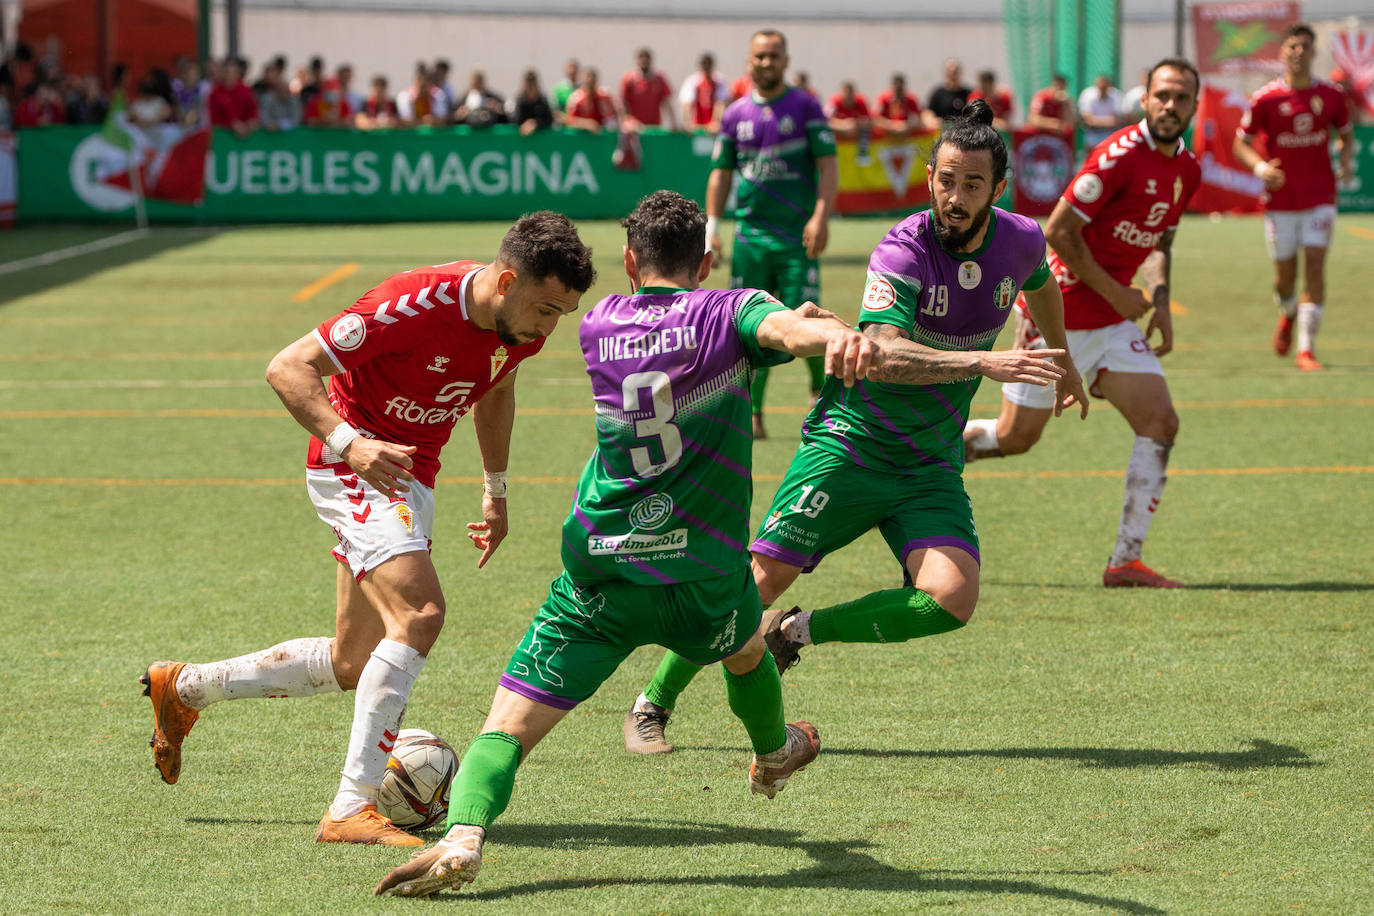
[141,213,595,846]
[1233,23,1354,371]
[963,58,1202,589]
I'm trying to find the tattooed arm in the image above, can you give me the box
[863,322,1067,387]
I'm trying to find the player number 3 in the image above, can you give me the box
[622,371,683,479]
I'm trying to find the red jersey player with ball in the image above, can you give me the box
[1233,22,1354,371]
[141,213,595,846]
[963,58,1202,589]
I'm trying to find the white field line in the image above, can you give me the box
[0,228,151,277]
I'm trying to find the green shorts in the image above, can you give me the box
[730,236,820,307]
[500,566,762,709]
[750,443,980,578]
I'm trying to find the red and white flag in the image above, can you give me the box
[101,125,211,205]
[1331,29,1374,117]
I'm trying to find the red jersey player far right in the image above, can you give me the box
[1233,22,1354,371]
[964,58,1202,589]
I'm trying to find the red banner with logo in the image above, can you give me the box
[834,132,937,214]
[1189,85,1266,213]
[1012,129,1075,216]
[1331,29,1374,118]
[1192,1,1301,75]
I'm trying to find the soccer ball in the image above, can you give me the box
[376,728,459,830]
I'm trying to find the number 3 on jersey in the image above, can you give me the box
[622,371,682,478]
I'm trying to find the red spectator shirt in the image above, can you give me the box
[1238,78,1351,212]
[1048,122,1201,330]
[620,69,672,126]
[969,88,1014,122]
[1029,88,1068,121]
[364,95,397,119]
[729,75,753,102]
[680,73,725,128]
[208,82,258,126]
[827,92,871,120]
[873,90,921,121]
[13,95,66,127]
[566,87,617,127]
[310,262,545,488]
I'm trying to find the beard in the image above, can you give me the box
[931,201,992,251]
[492,310,528,346]
[752,69,782,92]
[1146,111,1186,145]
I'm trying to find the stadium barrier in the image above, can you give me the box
[14,123,1374,224]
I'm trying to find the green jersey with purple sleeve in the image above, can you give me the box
[803,208,1051,479]
[561,286,792,586]
[713,88,836,251]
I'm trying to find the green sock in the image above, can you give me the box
[445,730,522,830]
[722,652,787,755]
[750,365,770,414]
[805,354,825,392]
[808,588,965,645]
[643,651,703,710]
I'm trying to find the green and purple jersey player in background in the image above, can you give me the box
[625,101,1089,756]
[707,28,838,439]
[375,191,882,898]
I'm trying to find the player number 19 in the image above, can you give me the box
[622,371,683,479]
[787,485,830,518]
[922,284,949,317]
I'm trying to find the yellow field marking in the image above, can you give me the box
[1348,226,1374,241]
[291,263,359,303]
[3,466,1371,488]
[5,396,1373,422]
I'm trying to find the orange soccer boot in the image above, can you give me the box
[140,661,199,785]
[316,804,424,846]
[1102,559,1183,589]
[1295,350,1324,371]
[1272,314,1294,356]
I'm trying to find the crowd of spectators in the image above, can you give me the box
[5,43,1367,137]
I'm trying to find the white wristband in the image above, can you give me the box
[325,421,361,459]
[484,471,508,499]
[1252,161,1267,178]
[704,216,720,251]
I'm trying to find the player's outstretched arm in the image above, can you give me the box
[265,333,416,497]
[1021,282,1088,418]
[1044,200,1151,320]
[467,371,516,568]
[863,322,1067,387]
[704,168,732,260]
[755,308,880,387]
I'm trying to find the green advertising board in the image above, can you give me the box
[1337,125,1374,212]
[18,125,719,224]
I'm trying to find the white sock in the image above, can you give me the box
[329,638,426,819]
[781,610,813,646]
[175,637,340,711]
[1296,302,1322,354]
[963,418,1000,463]
[1275,292,1298,319]
[1109,436,1172,568]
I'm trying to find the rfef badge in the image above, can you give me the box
[490,346,509,380]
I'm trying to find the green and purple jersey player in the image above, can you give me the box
[708,28,838,439]
[374,191,882,898]
[625,101,1090,754]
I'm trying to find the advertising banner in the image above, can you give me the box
[0,133,14,227]
[834,131,937,214]
[1011,128,1075,216]
[1189,85,1266,213]
[1191,1,1301,75]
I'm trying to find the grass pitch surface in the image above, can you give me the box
[2,215,1371,914]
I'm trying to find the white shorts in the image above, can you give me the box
[1003,320,1163,410]
[307,467,435,580]
[1264,205,1337,261]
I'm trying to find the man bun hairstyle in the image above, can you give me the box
[930,98,1008,182]
[622,190,706,280]
[498,210,597,293]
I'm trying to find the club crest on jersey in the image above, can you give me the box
[629,493,675,531]
[490,346,509,380]
[1311,96,1323,116]
[863,278,896,311]
[330,314,366,352]
[958,261,982,290]
[1173,176,1184,204]
[993,276,1017,310]
[779,115,795,135]
[1073,173,1103,204]
[427,355,450,373]
[763,511,781,532]
[392,504,414,537]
